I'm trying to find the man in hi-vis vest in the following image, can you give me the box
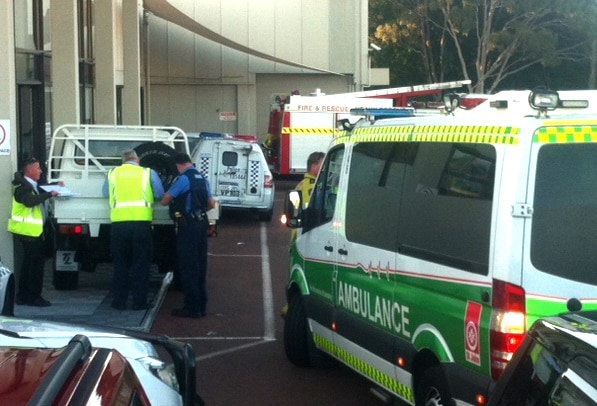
[8,157,62,307]
[102,149,164,311]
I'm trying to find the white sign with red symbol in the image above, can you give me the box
[465,301,482,365]
[0,120,10,155]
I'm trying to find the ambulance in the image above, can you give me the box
[281,89,597,405]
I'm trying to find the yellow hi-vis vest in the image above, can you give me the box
[8,188,44,237]
[108,164,154,222]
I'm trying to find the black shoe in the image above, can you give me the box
[171,308,202,319]
[16,297,27,305]
[132,303,150,311]
[30,297,51,307]
[110,301,126,311]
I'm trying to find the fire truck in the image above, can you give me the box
[263,80,473,175]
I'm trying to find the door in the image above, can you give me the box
[213,140,254,205]
[523,127,597,324]
[295,145,345,339]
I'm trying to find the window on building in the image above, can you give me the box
[78,0,95,124]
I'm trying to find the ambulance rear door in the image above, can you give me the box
[522,121,597,325]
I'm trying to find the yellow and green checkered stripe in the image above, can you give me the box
[313,333,415,403]
[282,127,337,135]
[336,125,520,145]
[534,125,597,143]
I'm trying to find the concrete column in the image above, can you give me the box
[122,0,142,125]
[94,0,117,124]
[237,83,257,136]
[51,0,80,127]
[0,0,17,268]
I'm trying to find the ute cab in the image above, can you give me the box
[190,132,275,221]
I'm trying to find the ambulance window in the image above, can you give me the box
[398,143,494,274]
[531,143,597,286]
[304,146,344,232]
[346,142,416,251]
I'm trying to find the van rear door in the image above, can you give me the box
[523,123,597,325]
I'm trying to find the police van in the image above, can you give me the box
[282,89,597,406]
[190,132,275,221]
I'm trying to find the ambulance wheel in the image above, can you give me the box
[415,366,452,406]
[284,294,314,367]
[134,142,178,189]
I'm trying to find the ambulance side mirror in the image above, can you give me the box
[281,190,303,228]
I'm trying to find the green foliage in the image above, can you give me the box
[369,0,597,92]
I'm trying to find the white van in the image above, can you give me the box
[190,132,275,221]
[282,89,597,406]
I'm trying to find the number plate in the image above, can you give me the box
[219,188,241,197]
[56,250,78,271]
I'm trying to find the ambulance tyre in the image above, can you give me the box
[284,294,316,367]
[415,366,452,406]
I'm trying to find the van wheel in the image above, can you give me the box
[284,294,314,367]
[416,366,452,406]
[258,208,273,222]
[134,142,178,189]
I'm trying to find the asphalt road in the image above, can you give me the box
[150,180,387,406]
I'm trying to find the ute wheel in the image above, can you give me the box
[284,294,314,367]
[134,142,179,189]
[415,366,452,406]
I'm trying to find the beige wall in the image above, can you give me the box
[146,0,367,139]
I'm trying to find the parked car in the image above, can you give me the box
[0,316,202,406]
[488,311,597,406]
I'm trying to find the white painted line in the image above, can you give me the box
[186,223,277,361]
[196,339,274,361]
[261,223,276,340]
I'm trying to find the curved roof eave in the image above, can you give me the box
[143,0,345,76]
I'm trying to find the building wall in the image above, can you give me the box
[146,0,367,137]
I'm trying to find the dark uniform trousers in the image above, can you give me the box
[177,215,208,314]
[110,221,153,307]
[16,235,45,303]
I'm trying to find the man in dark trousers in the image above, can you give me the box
[162,153,216,319]
[8,157,61,307]
[103,149,164,311]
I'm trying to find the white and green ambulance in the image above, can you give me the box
[282,89,597,406]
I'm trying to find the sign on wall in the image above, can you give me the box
[0,120,10,155]
[219,111,237,121]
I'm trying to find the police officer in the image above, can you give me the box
[8,157,62,307]
[103,149,164,311]
[162,153,215,319]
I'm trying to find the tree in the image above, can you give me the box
[370,0,597,92]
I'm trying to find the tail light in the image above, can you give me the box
[264,175,274,189]
[490,279,526,379]
[58,224,86,235]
